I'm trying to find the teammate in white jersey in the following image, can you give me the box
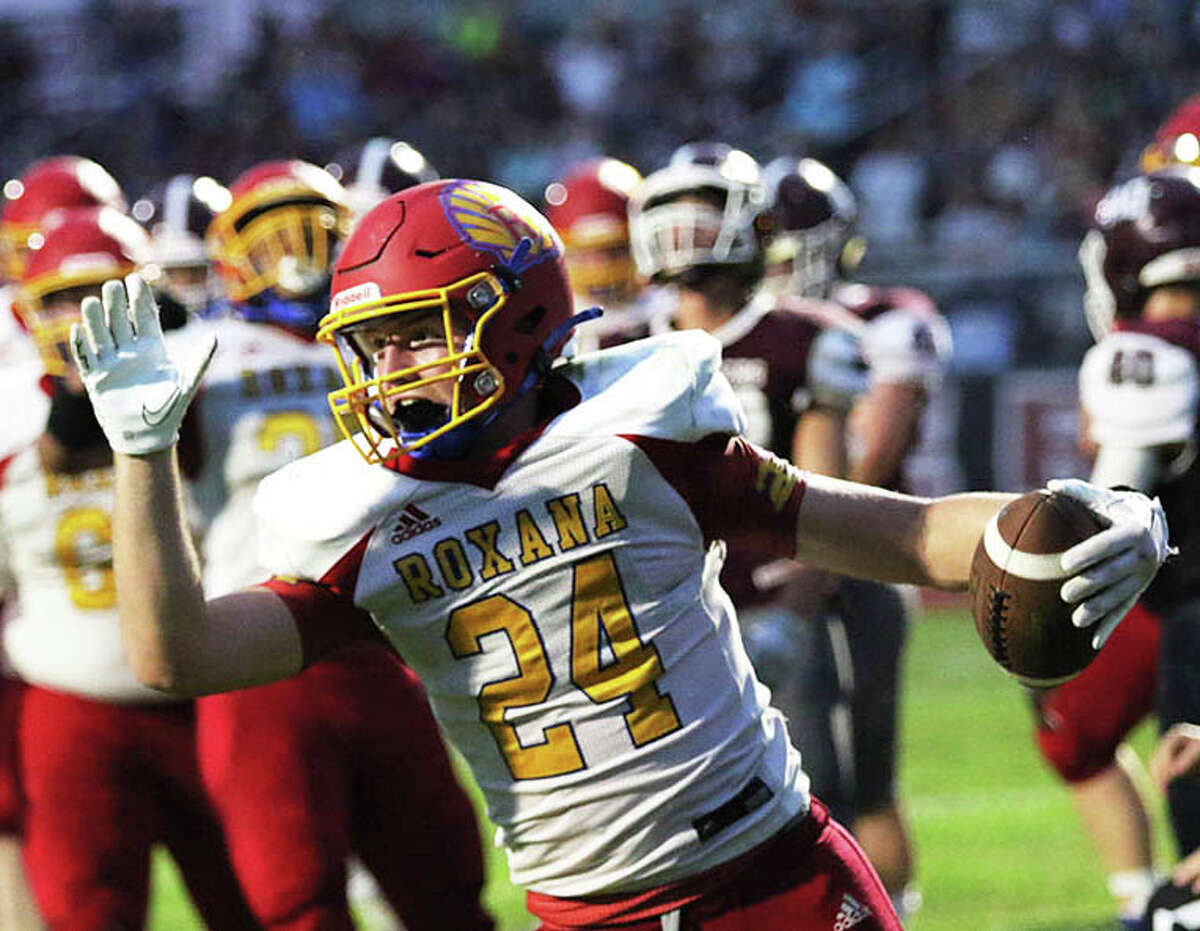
[192,159,492,931]
[73,179,1169,931]
[3,206,258,931]
[0,156,145,931]
[0,239,42,931]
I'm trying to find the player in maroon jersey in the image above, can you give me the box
[1040,99,1200,924]
[629,143,951,906]
[1071,168,1200,926]
[754,155,955,915]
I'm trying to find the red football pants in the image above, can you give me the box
[1034,601,1161,783]
[19,686,259,931]
[0,676,26,834]
[531,798,901,930]
[196,644,492,931]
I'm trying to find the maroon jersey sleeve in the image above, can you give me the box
[623,433,807,558]
[259,530,391,667]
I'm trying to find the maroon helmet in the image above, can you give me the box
[1079,168,1200,338]
[761,156,862,299]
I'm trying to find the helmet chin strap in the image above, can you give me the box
[401,306,604,461]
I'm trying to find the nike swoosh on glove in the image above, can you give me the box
[1048,478,1175,649]
[69,274,216,455]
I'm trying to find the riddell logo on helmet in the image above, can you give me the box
[331,281,381,312]
[390,503,441,544]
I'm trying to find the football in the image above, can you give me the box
[969,489,1107,687]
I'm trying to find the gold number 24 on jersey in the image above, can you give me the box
[446,551,682,780]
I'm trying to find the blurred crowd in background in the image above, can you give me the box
[0,0,1196,484]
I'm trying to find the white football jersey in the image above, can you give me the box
[253,331,810,896]
[188,317,343,595]
[1080,330,1199,449]
[0,447,172,701]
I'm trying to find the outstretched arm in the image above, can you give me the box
[792,471,1169,648]
[75,275,303,695]
[792,472,1011,589]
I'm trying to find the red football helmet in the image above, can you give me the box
[543,157,641,302]
[16,206,148,376]
[762,156,864,299]
[0,156,126,283]
[1141,94,1200,173]
[206,159,351,307]
[317,179,573,462]
[628,144,767,284]
[1079,168,1200,338]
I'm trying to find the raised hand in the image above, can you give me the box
[70,274,215,455]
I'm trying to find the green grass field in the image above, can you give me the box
[147,603,1172,930]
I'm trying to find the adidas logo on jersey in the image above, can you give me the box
[833,893,872,930]
[390,504,441,544]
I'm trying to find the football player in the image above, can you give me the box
[1,206,258,931]
[190,160,492,931]
[627,144,876,858]
[73,178,1167,931]
[0,156,125,454]
[543,156,669,352]
[758,155,951,915]
[0,156,135,931]
[1071,169,1200,919]
[1028,97,1200,927]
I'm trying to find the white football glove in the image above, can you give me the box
[1048,478,1174,649]
[69,274,216,456]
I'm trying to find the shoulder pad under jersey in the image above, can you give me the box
[252,440,410,581]
[806,326,869,412]
[551,330,745,441]
[1080,331,1199,448]
[860,306,953,388]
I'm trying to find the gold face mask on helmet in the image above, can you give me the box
[561,220,636,301]
[318,269,512,463]
[208,198,349,303]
